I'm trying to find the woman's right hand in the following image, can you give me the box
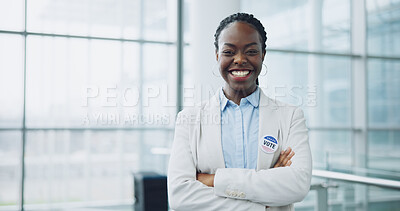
[273,147,295,168]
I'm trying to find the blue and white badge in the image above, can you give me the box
[261,135,278,154]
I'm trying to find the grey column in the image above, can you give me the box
[189,0,240,102]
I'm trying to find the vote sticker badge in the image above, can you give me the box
[261,136,278,154]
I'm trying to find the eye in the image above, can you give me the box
[222,50,235,56]
[246,50,259,55]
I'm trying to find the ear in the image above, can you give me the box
[262,50,266,61]
[215,49,219,61]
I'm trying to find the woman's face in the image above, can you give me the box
[216,21,265,95]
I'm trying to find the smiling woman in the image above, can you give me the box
[168,13,312,211]
[216,21,265,105]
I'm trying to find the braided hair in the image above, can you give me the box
[214,13,267,52]
[214,13,267,85]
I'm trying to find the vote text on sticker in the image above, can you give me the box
[261,136,278,153]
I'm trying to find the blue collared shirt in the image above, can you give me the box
[219,87,260,169]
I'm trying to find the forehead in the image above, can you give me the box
[218,21,261,46]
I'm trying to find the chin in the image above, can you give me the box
[229,83,256,92]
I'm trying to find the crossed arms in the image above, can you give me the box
[168,107,312,210]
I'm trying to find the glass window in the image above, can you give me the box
[309,130,352,171]
[24,130,142,205]
[368,131,400,174]
[141,130,174,174]
[142,43,177,127]
[241,0,400,209]
[320,0,351,52]
[1,0,177,210]
[260,52,351,128]
[143,0,176,41]
[27,0,141,39]
[0,34,24,128]
[367,0,400,57]
[0,131,21,207]
[26,36,141,128]
[241,0,351,53]
[368,185,400,210]
[368,59,400,127]
[0,0,24,31]
[182,45,195,108]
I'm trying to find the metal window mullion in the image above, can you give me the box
[351,0,368,210]
[3,30,400,60]
[0,127,175,131]
[176,0,183,113]
[352,0,368,169]
[0,30,176,45]
[262,48,362,58]
[19,0,28,210]
[138,0,144,172]
[118,3,127,197]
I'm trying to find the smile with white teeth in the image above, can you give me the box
[231,70,250,77]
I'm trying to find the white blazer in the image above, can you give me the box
[168,89,312,211]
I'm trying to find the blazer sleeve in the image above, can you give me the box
[168,111,266,211]
[213,107,312,207]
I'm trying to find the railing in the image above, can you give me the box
[313,170,400,190]
[310,169,400,211]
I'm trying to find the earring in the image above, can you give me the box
[260,63,268,76]
[212,63,220,77]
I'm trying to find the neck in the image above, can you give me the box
[223,85,257,105]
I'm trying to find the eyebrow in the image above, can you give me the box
[223,42,259,48]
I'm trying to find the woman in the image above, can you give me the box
[168,13,312,210]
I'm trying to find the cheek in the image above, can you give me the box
[251,58,263,71]
[218,58,231,71]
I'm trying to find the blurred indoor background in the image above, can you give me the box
[0,0,399,210]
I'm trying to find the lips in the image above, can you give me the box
[228,69,252,81]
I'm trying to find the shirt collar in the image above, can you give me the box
[219,88,229,111]
[245,87,260,108]
[219,87,260,111]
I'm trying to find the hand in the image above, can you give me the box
[196,173,215,187]
[273,147,295,168]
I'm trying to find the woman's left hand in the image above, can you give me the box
[273,147,295,168]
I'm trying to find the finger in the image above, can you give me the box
[287,151,295,160]
[274,150,286,168]
[280,148,293,166]
[274,148,291,168]
[282,151,294,166]
[282,151,295,166]
[287,160,292,166]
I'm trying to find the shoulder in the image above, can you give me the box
[274,99,301,113]
[177,92,219,115]
[176,94,219,124]
[260,90,305,119]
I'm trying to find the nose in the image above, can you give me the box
[234,52,247,65]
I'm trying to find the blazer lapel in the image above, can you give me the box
[256,91,282,171]
[199,93,225,173]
